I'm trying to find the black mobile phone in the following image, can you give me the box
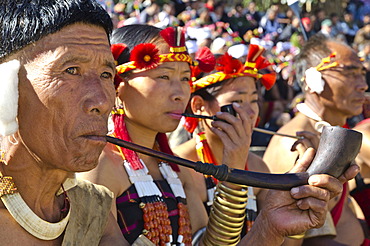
[220,104,237,117]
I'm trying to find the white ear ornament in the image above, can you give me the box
[304,67,325,94]
[0,60,20,137]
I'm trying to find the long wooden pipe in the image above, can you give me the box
[106,126,362,190]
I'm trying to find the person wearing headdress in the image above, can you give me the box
[263,34,368,245]
[0,0,126,244]
[174,44,276,237]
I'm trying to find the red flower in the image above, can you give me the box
[130,43,160,70]
[215,53,243,74]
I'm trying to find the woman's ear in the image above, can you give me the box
[116,81,125,99]
[190,95,205,114]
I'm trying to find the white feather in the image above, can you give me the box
[0,60,20,137]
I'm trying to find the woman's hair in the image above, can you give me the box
[294,34,332,89]
[192,79,232,101]
[0,0,112,62]
[111,24,164,65]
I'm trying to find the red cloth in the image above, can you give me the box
[330,182,347,226]
[362,238,370,246]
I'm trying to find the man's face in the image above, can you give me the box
[17,23,116,172]
[320,41,368,118]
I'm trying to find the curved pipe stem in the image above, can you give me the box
[106,136,308,190]
[106,126,361,190]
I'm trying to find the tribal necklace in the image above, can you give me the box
[0,171,72,240]
[112,113,192,245]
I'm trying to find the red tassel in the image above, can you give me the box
[111,43,127,61]
[112,113,144,170]
[196,132,217,164]
[155,133,180,172]
[246,44,264,64]
[195,47,216,73]
[182,117,199,133]
[261,73,276,90]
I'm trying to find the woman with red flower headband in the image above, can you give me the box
[80,24,254,246]
[174,44,276,238]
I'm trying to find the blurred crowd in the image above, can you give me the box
[97,0,370,147]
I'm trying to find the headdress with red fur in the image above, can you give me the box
[192,44,276,92]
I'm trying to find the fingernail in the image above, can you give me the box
[233,102,240,107]
[291,187,299,195]
[216,111,222,115]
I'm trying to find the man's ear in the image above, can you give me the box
[190,95,206,114]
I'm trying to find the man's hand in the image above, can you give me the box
[258,148,359,237]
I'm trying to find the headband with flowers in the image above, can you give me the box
[303,52,338,94]
[191,44,276,92]
[111,26,215,89]
[111,27,192,76]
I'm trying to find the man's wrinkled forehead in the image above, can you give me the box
[21,24,111,61]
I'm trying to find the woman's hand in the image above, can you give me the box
[210,102,253,170]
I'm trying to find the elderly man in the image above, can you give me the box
[0,1,125,245]
[0,1,360,245]
[264,34,368,245]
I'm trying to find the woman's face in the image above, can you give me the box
[118,61,191,133]
[204,76,259,125]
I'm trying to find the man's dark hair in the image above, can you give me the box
[294,34,332,89]
[0,0,113,61]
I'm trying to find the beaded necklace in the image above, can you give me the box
[112,112,192,245]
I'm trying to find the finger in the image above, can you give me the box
[296,131,320,149]
[214,103,252,140]
[211,119,241,145]
[296,196,328,212]
[291,138,315,152]
[232,102,254,135]
[337,163,360,184]
[289,148,316,173]
[290,185,330,202]
[308,174,343,199]
[291,141,309,159]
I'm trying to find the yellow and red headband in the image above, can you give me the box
[191,44,276,92]
[112,27,192,75]
[111,26,216,89]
